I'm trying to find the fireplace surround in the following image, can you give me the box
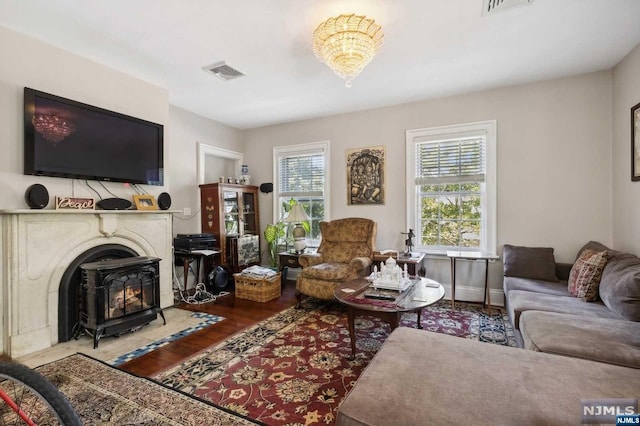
[0,210,174,358]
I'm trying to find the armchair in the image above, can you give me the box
[296,217,377,306]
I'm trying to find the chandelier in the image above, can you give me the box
[312,14,383,87]
[32,114,76,145]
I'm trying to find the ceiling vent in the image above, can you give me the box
[482,0,534,15]
[203,62,245,81]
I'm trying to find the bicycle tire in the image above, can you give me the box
[0,361,82,425]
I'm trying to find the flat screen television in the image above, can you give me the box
[24,87,164,186]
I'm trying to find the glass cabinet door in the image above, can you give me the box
[223,191,239,235]
[242,192,257,234]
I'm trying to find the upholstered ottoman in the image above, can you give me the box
[519,310,640,368]
[337,327,640,426]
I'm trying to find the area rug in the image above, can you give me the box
[35,353,260,425]
[154,300,515,425]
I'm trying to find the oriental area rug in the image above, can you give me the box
[154,300,516,425]
[34,353,259,425]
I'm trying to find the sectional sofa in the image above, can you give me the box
[337,241,640,425]
[502,241,640,368]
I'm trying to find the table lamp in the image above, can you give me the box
[285,203,310,253]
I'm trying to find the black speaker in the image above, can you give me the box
[206,266,230,294]
[25,184,49,209]
[97,198,132,210]
[260,183,273,194]
[158,192,171,210]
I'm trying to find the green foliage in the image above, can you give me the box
[419,183,482,248]
[264,222,286,267]
[264,199,313,267]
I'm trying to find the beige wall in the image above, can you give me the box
[244,72,614,296]
[612,44,640,254]
[245,72,613,260]
[168,105,242,235]
[0,26,242,238]
[2,22,633,301]
[0,26,168,207]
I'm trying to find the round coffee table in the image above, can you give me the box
[334,277,445,359]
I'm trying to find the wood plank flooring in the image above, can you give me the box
[120,280,298,377]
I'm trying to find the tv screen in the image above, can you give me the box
[24,87,164,186]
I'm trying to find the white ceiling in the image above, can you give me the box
[1,0,640,129]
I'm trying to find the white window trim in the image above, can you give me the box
[272,140,331,224]
[405,121,497,254]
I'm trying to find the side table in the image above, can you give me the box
[373,252,426,276]
[278,252,301,285]
[174,249,221,292]
[446,251,499,312]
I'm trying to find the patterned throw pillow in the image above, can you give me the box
[567,249,608,302]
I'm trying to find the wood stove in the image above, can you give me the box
[77,256,166,348]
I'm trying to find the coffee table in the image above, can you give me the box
[334,277,445,359]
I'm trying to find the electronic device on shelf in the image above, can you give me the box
[174,233,217,251]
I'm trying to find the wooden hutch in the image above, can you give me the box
[199,183,260,272]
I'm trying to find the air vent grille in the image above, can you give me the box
[203,62,245,81]
[482,0,534,15]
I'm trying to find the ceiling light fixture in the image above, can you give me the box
[312,14,383,88]
[32,114,76,144]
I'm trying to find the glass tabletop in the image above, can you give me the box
[335,277,445,312]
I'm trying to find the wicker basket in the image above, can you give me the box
[234,272,281,302]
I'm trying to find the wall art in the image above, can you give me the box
[346,145,385,205]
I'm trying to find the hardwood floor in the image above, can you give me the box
[120,279,299,377]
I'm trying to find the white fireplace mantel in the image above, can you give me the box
[0,210,175,358]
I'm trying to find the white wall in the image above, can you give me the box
[612,44,640,254]
[167,105,242,235]
[244,71,613,296]
[0,26,169,208]
[0,26,243,238]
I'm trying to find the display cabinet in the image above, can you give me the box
[199,183,260,272]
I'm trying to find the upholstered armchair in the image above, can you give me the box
[296,217,377,306]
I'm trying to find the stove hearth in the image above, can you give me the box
[77,256,166,348]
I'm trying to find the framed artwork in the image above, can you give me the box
[632,101,640,181]
[346,145,385,205]
[133,194,158,210]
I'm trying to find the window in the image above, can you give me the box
[406,121,496,254]
[274,141,330,246]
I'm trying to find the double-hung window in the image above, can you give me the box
[274,141,330,246]
[406,121,496,254]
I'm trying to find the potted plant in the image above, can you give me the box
[264,221,286,268]
[264,199,310,267]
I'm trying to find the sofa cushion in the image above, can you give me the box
[599,252,640,321]
[567,249,608,301]
[575,240,623,262]
[503,276,570,297]
[337,327,640,426]
[507,290,621,330]
[520,311,640,369]
[300,262,354,281]
[503,244,558,282]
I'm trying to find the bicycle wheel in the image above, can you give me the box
[0,362,81,425]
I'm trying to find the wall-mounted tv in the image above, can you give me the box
[24,87,164,186]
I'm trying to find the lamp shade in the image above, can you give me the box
[284,203,310,223]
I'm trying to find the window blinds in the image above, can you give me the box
[278,152,325,197]
[415,137,486,185]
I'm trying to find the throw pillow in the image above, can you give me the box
[567,249,608,302]
[503,245,558,282]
